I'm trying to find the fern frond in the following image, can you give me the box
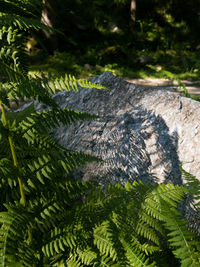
[0,1,29,17]
[47,73,108,92]
[27,180,96,233]
[78,79,109,90]
[0,56,25,83]
[142,183,186,220]
[26,197,77,244]
[42,228,77,257]
[2,71,108,108]
[0,158,19,189]
[0,13,52,32]
[76,249,120,266]
[4,123,99,194]
[163,207,200,267]
[136,223,160,246]
[0,205,37,266]
[0,28,16,45]
[135,183,187,250]
[20,145,98,192]
[93,220,118,261]
[121,239,156,267]
[0,0,42,18]
[130,238,159,256]
[0,48,21,78]
[111,181,188,261]
[0,25,30,79]
[76,248,98,266]
[6,72,107,109]
[52,74,79,92]
[7,79,58,108]
[138,212,164,237]
[181,167,200,211]
[65,256,82,267]
[93,254,121,267]
[20,108,98,142]
[117,182,163,244]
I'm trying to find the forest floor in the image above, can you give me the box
[126,78,200,96]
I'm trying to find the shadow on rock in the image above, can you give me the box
[53,105,182,188]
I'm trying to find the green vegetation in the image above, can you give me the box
[0,0,200,266]
[27,0,200,81]
[29,49,200,81]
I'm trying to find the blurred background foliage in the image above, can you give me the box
[28,0,200,80]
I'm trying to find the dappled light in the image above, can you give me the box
[27,0,200,82]
[0,0,200,266]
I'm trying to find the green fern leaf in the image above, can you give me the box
[163,207,200,267]
[181,167,200,211]
[93,220,118,261]
[0,0,42,18]
[0,158,19,188]
[130,238,159,256]
[0,57,25,82]
[20,109,98,141]
[76,247,98,265]
[142,183,186,220]
[0,13,52,32]
[0,205,37,266]
[78,79,109,90]
[122,239,156,267]
[42,227,77,257]
[136,223,160,246]
[65,256,82,267]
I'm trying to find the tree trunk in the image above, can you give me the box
[41,0,58,52]
[130,0,136,34]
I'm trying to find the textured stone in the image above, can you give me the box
[34,71,200,189]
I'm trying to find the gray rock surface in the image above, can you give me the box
[35,71,200,188]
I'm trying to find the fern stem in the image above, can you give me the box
[0,101,26,206]
[28,225,33,243]
[9,136,26,206]
[0,100,8,127]
[0,102,34,246]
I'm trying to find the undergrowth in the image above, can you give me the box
[29,49,200,81]
[0,1,200,266]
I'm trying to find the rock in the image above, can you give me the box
[84,64,93,71]
[95,64,103,69]
[35,71,200,189]
[137,55,154,65]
